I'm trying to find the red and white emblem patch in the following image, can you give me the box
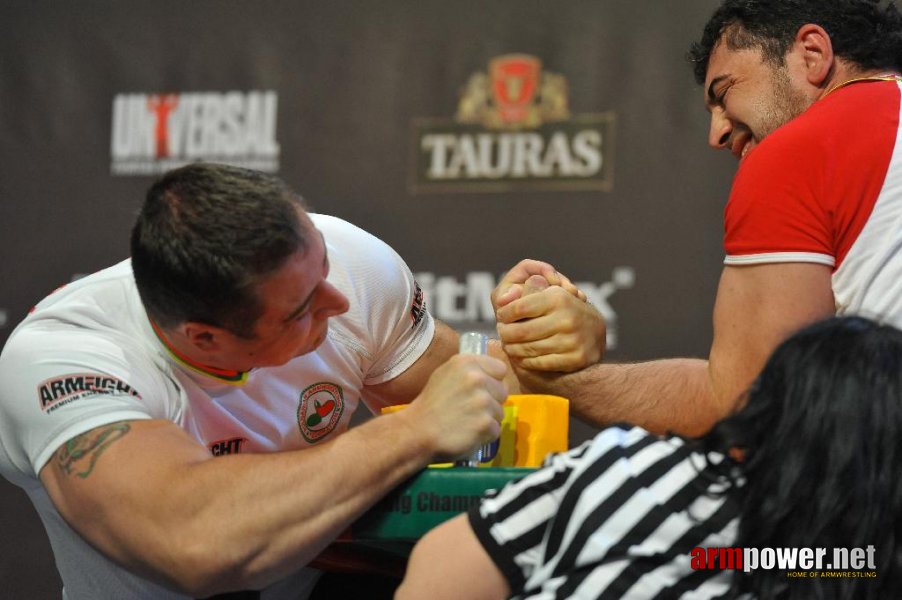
[297,382,344,443]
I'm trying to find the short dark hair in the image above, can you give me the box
[130,163,309,338]
[688,0,902,85]
[701,316,902,598]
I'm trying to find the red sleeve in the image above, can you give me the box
[723,81,900,270]
[723,118,834,267]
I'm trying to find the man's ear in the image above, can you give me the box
[793,23,835,87]
[181,321,226,352]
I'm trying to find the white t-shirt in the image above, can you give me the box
[0,214,435,599]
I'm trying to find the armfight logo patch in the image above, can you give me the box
[38,373,142,414]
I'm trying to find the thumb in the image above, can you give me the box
[494,283,523,308]
[522,274,550,296]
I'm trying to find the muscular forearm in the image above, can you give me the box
[48,413,435,596]
[180,413,430,591]
[524,358,727,436]
[44,355,507,596]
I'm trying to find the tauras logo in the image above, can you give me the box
[416,268,635,349]
[38,373,141,414]
[110,90,280,175]
[411,54,615,193]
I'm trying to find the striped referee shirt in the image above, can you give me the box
[467,425,742,599]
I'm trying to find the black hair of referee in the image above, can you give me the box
[701,315,902,598]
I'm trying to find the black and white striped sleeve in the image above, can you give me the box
[468,437,594,589]
[467,425,739,599]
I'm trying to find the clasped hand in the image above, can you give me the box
[492,259,606,373]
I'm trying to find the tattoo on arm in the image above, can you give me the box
[57,422,131,479]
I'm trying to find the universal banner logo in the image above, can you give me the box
[110,91,280,176]
[411,54,615,193]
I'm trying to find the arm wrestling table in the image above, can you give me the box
[312,394,568,578]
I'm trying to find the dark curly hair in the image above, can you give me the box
[700,316,902,598]
[131,163,309,339]
[688,0,902,84]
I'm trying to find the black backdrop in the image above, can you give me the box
[0,1,734,595]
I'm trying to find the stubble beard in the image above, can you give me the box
[752,64,811,143]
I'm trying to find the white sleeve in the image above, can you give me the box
[0,327,175,480]
[312,214,435,385]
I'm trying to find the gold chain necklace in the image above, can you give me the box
[822,74,902,99]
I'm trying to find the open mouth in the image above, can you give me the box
[731,137,748,160]
[730,132,757,161]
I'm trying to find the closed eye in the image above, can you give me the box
[706,75,732,111]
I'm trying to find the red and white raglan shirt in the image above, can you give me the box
[724,78,902,327]
[0,214,434,600]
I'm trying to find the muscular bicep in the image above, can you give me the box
[363,320,459,406]
[709,263,834,412]
[39,419,212,587]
